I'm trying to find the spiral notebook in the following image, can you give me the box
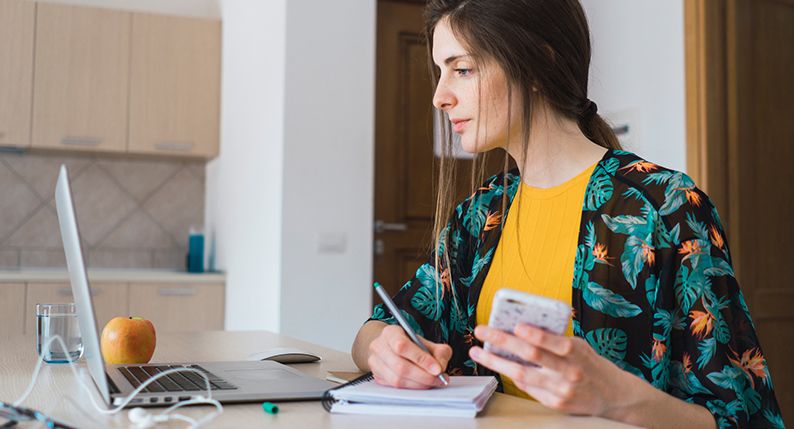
[321,373,498,418]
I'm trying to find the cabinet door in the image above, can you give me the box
[0,283,26,336]
[31,3,130,153]
[128,283,224,332]
[129,13,220,158]
[24,282,129,335]
[0,0,34,148]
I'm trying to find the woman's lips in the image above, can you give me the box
[452,119,470,133]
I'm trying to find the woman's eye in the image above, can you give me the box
[454,68,473,77]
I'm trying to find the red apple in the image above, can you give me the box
[100,316,156,365]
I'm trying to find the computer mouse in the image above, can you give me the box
[246,347,322,364]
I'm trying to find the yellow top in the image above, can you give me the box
[476,162,597,399]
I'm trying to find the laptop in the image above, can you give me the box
[54,165,335,408]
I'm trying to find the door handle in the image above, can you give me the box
[374,220,408,234]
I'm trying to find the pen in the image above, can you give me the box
[373,282,449,387]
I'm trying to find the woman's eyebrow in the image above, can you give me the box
[435,54,472,67]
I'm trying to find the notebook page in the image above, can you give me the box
[330,376,497,406]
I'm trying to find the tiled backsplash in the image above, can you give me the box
[0,152,205,270]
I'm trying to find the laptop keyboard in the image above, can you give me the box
[117,365,238,393]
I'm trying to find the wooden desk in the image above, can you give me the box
[0,331,638,428]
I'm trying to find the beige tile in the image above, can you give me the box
[88,249,151,269]
[0,250,19,268]
[185,162,206,183]
[143,168,204,246]
[97,158,179,202]
[0,152,93,199]
[0,161,43,242]
[20,249,66,268]
[4,205,63,248]
[99,211,177,249]
[152,249,187,270]
[69,164,137,245]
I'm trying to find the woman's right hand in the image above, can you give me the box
[367,324,453,389]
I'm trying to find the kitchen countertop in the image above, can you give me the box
[0,269,225,283]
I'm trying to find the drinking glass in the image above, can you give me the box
[36,303,83,363]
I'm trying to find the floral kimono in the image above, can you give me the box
[369,149,783,428]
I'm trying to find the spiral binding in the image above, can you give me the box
[321,372,375,412]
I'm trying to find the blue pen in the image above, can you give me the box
[373,282,449,387]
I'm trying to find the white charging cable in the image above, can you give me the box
[14,334,223,429]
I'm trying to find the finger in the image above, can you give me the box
[381,341,444,387]
[369,353,437,389]
[474,325,568,372]
[514,324,575,358]
[424,340,453,370]
[389,333,444,376]
[469,346,568,396]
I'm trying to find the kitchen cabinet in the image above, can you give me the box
[24,282,128,335]
[128,282,224,332]
[31,3,130,153]
[0,283,25,337]
[128,13,221,158]
[0,0,35,149]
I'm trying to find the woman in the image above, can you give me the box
[352,1,783,428]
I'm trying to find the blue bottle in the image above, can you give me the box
[187,227,204,273]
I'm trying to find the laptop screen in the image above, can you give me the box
[55,165,112,406]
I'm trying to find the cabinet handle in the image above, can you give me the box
[61,137,101,147]
[59,287,101,297]
[155,141,194,152]
[158,287,197,297]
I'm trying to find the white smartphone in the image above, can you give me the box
[484,289,572,366]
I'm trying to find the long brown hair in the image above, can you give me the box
[424,0,622,302]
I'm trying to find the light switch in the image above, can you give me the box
[317,233,347,254]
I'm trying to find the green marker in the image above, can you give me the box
[262,401,279,415]
[373,282,449,386]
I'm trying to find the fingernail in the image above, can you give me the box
[430,364,441,374]
[470,348,480,359]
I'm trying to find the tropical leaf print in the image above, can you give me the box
[372,304,386,321]
[461,248,494,287]
[449,303,468,335]
[763,409,786,429]
[601,214,650,237]
[583,281,642,318]
[411,282,445,321]
[669,360,712,396]
[621,236,648,289]
[645,274,659,308]
[583,170,613,211]
[697,337,717,370]
[585,328,628,362]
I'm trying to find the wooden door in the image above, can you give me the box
[373,1,505,302]
[128,13,221,158]
[32,3,130,153]
[0,0,34,149]
[686,0,794,421]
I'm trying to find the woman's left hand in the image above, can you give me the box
[469,324,644,417]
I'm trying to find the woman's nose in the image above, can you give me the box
[432,82,456,111]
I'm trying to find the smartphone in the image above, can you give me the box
[484,289,571,366]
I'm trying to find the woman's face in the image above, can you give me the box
[431,18,521,153]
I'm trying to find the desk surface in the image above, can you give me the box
[0,331,637,428]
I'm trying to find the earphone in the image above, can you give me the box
[14,335,223,429]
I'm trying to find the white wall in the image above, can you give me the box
[582,0,687,172]
[207,0,376,351]
[206,0,287,333]
[279,0,376,351]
